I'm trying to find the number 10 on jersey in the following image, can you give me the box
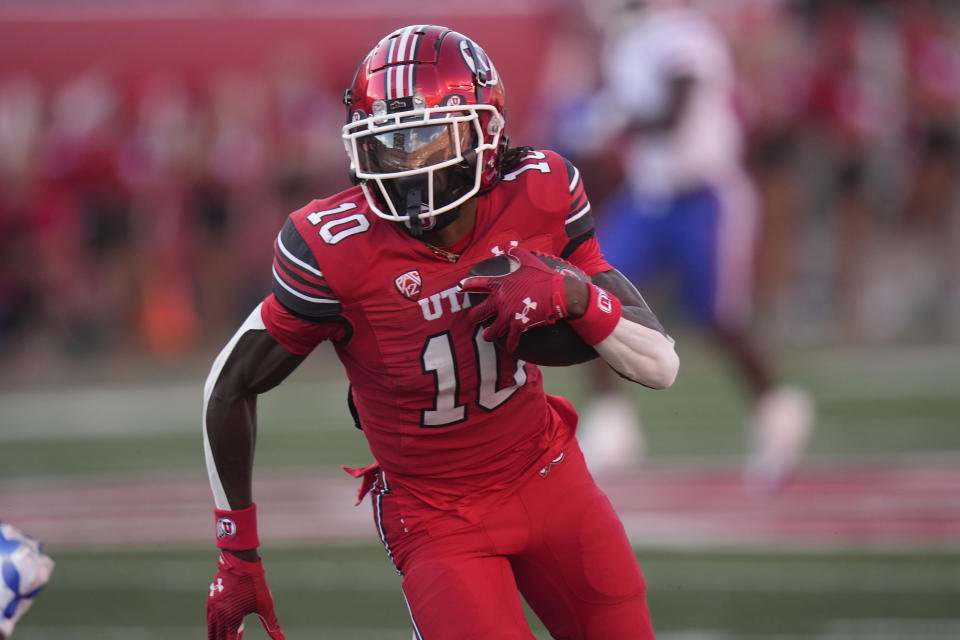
[420,326,528,427]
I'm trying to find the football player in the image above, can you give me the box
[572,0,814,491]
[203,25,678,639]
[0,522,54,640]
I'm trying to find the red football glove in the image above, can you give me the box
[206,552,285,640]
[460,246,568,352]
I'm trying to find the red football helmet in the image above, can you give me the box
[342,25,507,232]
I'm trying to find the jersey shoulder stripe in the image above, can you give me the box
[271,217,342,321]
[562,156,595,240]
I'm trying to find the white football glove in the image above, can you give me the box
[1,522,54,638]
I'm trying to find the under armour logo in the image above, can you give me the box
[515,297,537,324]
[209,578,224,597]
[491,240,519,256]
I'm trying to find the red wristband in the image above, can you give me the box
[568,284,622,346]
[214,502,260,550]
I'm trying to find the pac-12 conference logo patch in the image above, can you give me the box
[216,517,237,539]
[395,269,422,300]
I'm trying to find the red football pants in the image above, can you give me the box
[369,443,655,639]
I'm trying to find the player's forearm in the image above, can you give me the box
[205,385,258,510]
[203,306,268,511]
[205,385,259,563]
[595,318,678,389]
[585,269,678,388]
[202,305,306,512]
[202,334,267,563]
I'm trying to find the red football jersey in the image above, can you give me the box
[262,150,609,510]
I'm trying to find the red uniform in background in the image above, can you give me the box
[261,150,653,638]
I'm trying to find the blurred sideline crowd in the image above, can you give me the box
[0,58,347,368]
[0,0,958,372]
[732,0,960,346]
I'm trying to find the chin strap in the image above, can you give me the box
[405,188,423,237]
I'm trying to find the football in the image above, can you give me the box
[465,253,598,366]
[0,523,54,635]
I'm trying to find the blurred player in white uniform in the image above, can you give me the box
[0,522,54,639]
[573,0,813,491]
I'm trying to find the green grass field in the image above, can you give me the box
[15,547,960,639]
[2,339,959,638]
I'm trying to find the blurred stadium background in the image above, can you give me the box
[0,0,958,638]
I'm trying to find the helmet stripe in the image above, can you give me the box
[406,26,425,98]
[398,24,416,61]
[384,63,391,100]
[403,27,417,62]
[396,29,408,59]
[385,35,396,98]
[381,25,429,100]
[411,25,426,60]
[395,26,415,96]
[386,30,397,62]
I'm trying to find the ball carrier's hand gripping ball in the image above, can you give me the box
[460,248,599,366]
